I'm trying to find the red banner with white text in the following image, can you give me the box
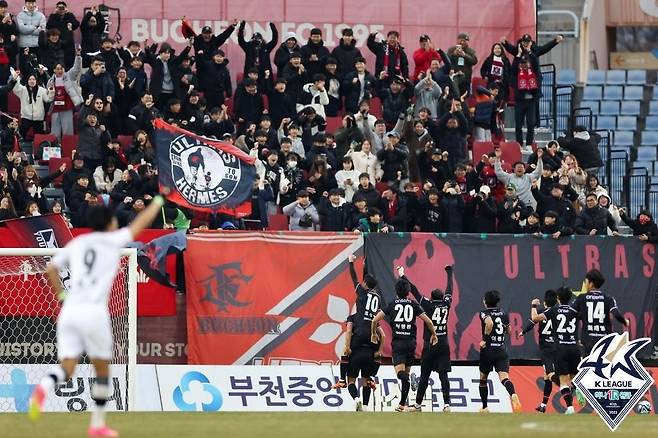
[185,232,362,365]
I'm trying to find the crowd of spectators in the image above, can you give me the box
[0,1,656,240]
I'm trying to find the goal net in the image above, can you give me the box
[0,248,137,413]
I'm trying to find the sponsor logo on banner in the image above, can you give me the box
[0,318,57,364]
[155,365,511,412]
[0,365,126,413]
[574,333,655,430]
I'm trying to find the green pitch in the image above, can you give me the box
[1,412,656,438]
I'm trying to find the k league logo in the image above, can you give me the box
[170,135,242,207]
[574,333,654,431]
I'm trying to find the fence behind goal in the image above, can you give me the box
[0,248,137,413]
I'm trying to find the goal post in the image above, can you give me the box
[0,247,137,413]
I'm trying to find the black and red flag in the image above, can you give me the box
[153,119,256,216]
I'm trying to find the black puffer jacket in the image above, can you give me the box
[574,206,617,235]
[502,37,559,100]
[331,39,363,80]
[621,210,658,242]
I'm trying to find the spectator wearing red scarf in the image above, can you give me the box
[367,30,409,84]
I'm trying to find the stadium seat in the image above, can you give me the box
[579,100,599,114]
[650,100,658,114]
[620,100,641,115]
[32,133,58,160]
[641,130,658,146]
[603,86,623,100]
[624,85,644,100]
[582,85,602,100]
[47,157,71,188]
[637,147,657,161]
[645,115,658,130]
[472,141,494,160]
[633,160,654,173]
[616,116,637,131]
[627,69,647,85]
[325,117,342,134]
[614,130,634,146]
[586,70,605,85]
[500,141,522,165]
[7,93,20,117]
[369,97,383,119]
[267,214,289,231]
[595,116,616,130]
[117,135,133,151]
[606,70,626,85]
[471,77,488,91]
[556,69,576,85]
[599,101,620,116]
[61,134,79,158]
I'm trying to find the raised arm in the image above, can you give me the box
[348,254,359,288]
[397,266,422,303]
[127,194,166,238]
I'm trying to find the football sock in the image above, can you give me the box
[542,379,553,405]
[397,371,410,406]
[479,379,488,409]
[40,366,66,393]
[339,357,349,381]
[347,383,358,399]
[560,385,573,407]
[415,369,432,405]
[439,371,451,405]
[501,378,516,396]
[91,377,110,429]
[362,386,371,406]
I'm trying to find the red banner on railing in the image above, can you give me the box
[185,232,361,365]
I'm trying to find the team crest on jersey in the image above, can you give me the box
[170,135,242,207]
[574,332,653,431]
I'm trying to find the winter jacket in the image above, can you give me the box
[280,62,309,103]
[334,169,360,202]
[494,159,543,210]
[557,131,604,170]
[297,83,329,119]
[109,171,142,203]
[497,197,530,234]
[80,11,105,63]
[355,183,380,207]
[274,41,301,73]
[144,46,191,100]
[282,200,320,231]
[539,222,573,237]
[342,70,377,114]
[345,149,382,184]
[0,14,18,60]
[531,187,576,227]
[412,48,441,82]
[233,87,265,126]
[334,125,364,160]
[237,21,277,77]
[479,45,512,98]
[465,195,498,233]
[502,38,559,100]
[266,87,296,128]
[12,81,51,121]
[193,25,236,62]
[366,34,409,79]
[300,39,330,77]
[38,33,66,71]
[447,45,478,82]
[430,112,469,165]
[46,12,79,48]
[16,7,46,48]
[574,206,617,235]
[620,211,658,242]
[199,59,232,104]
[46,55,83,106]
[416,198,443,232]
[93,166,123,194]
[377,146,408,182]
[77,117,110,161]
[317,198,348,231]
[378,194,408,232]
[414,78,442,119]
[331,39,363,80]
[379,84,413,124]
[440,194,465,232]
[80,70,115,100]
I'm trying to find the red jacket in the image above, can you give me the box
[412,48,441,81]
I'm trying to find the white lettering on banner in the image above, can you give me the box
[136,268,150,284]
[639,0,658,17]
[155,365,512,412]
[131,20,383,48]
[0,343,56,357]
[138,342,187,358]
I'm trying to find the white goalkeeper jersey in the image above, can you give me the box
[50,228,133,307]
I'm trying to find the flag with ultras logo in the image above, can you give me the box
[153,119,256,216]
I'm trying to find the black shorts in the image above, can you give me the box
[421,343,451,373]
[540,344,556,375]
[555,344,581,376]
[392,339,416,366]
[347,347,376,379]
[479,347,509,374]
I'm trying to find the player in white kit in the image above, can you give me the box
[28,194,166,437]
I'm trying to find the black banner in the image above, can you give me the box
[365,234,657,360]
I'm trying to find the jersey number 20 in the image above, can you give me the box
[394,304,414,323]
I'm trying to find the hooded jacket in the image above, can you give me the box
[16,6,46,48]
[557,130,604,170]
[274,35,301,73]
[331,38,363,80]
[621,210,658,241]
[297,83,330,119]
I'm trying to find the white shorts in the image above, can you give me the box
[57,304,113,361]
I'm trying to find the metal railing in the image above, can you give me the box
[555,85,574,137]
[571,108,594,132]
[594,129,611,186]
[539,64,556,131]
[625,167,650,215]
[608,150,628,208]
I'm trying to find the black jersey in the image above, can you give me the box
[383,298,425,340]
[537,306,556,347]
[479,308,509,349]
[543,304,579,346]
[572,291,621,344]
[349,259,382,340]
[405,272,453,346]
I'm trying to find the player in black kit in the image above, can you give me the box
[478,290,522,413]
[399,264,454,412]
[531,286,579,415]
[371,276,437,412]
[519,289,559,413]
[344,254,384,411]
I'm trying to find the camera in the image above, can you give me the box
[298,212,313,228]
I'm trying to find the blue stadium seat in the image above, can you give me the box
[614,130,634,146]
[600,100,620,115]
[637,147,658,161]
[646,115,658,130]
[641,130,658,146]
[624,85,644,100]
[604,86,623,100]
[606,70,626,85]
[617,116,637,130]
[611,146,631,156]
[580,100,599,114]
[633,160,654,173]
[587,70,606,85]
[596,115,616,130]
[650,101,658,114]
[621,100,641,115]
[651,175,658,185]
[557,69,576,85]
[582,86,602,100]
[627,70,647,85]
